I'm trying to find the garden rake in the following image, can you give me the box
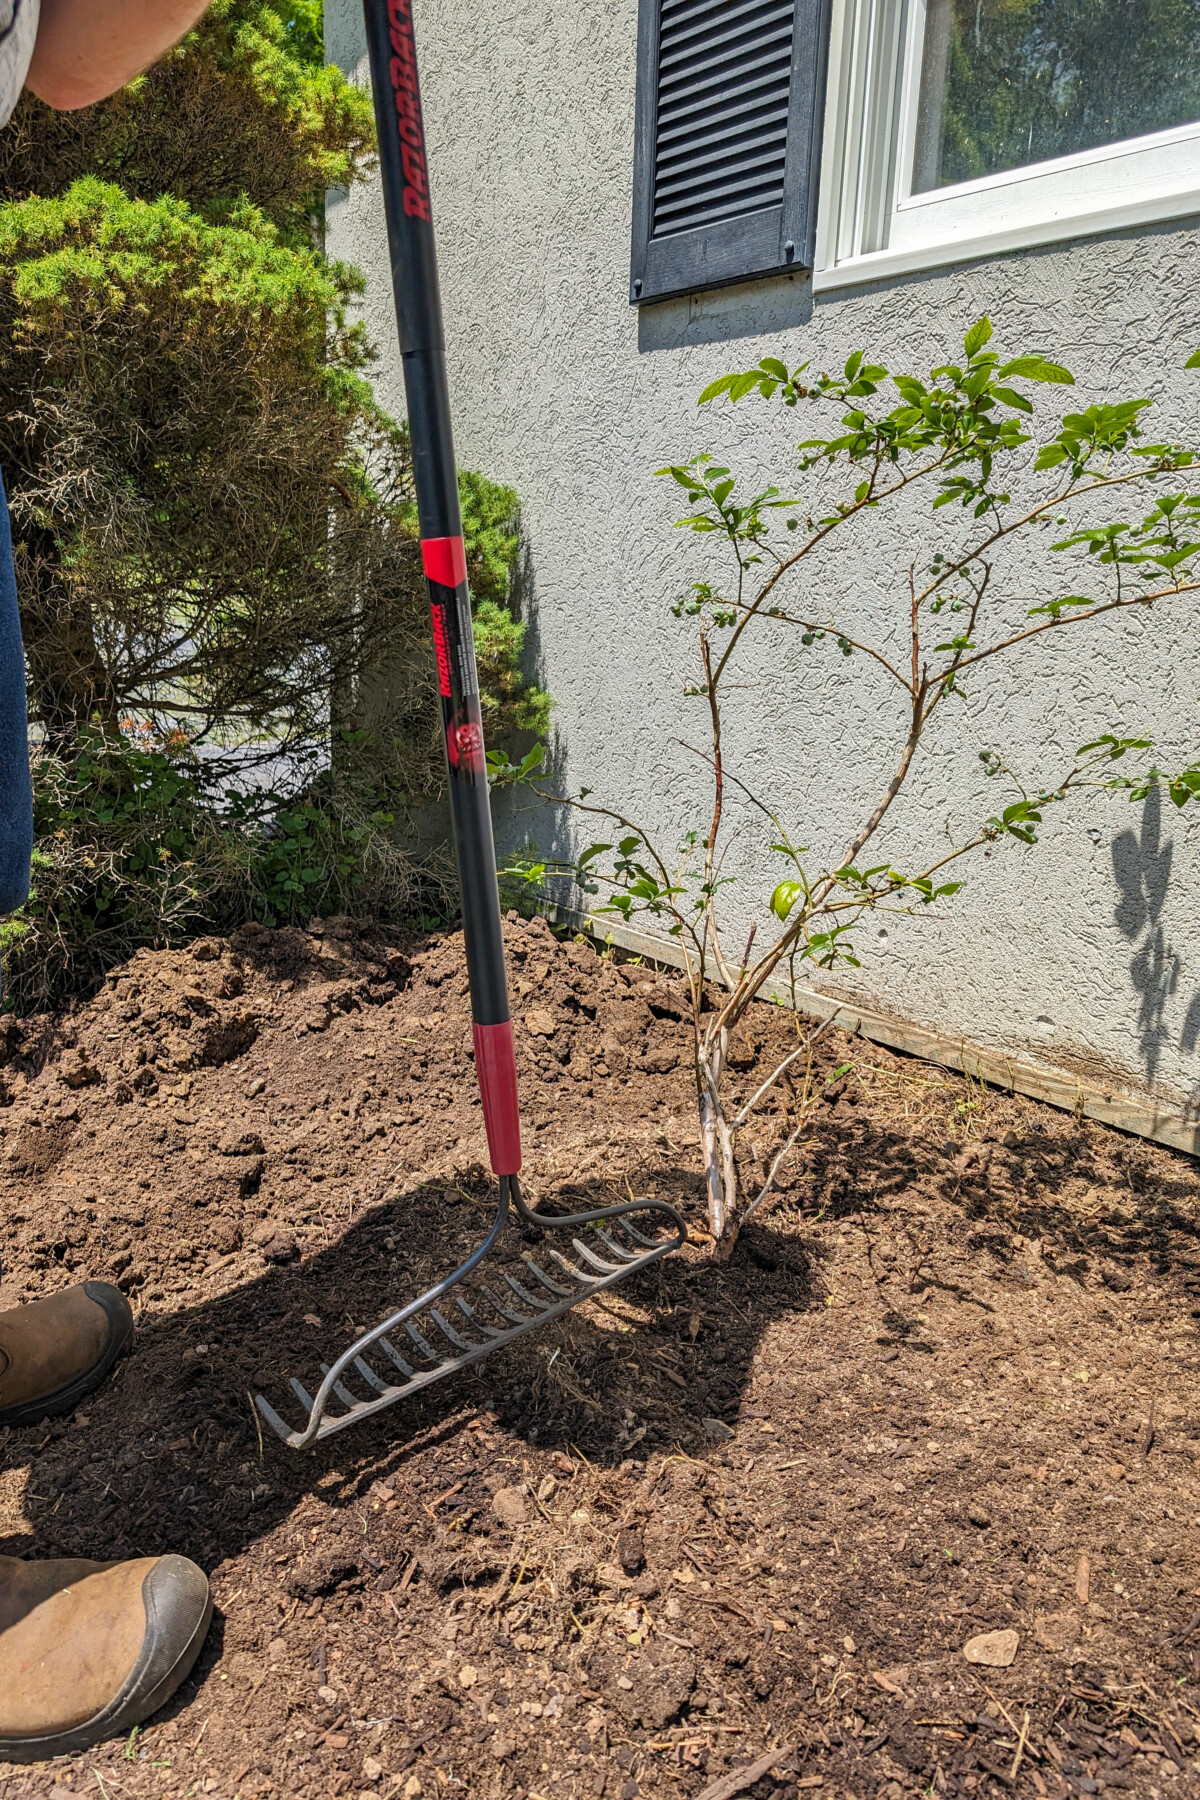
[253,0,685,1450]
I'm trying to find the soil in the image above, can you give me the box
[2,911,1200,1800]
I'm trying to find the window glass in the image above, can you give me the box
[912,0,1200,193]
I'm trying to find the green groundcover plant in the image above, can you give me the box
[495,321,1200,1254]
[0,725,414,1012]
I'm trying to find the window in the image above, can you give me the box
[630,0,833,303]
[815,0,1200,287]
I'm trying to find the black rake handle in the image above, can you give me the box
[362,0,521,1173]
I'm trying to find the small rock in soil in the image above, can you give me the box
[212,1218,242,1255]
[964,1628,1020,1667]
[251,1219,297,1262]
[591,1644,696,1727]
[492,1486,527,1527]
[58,1059,102,1089]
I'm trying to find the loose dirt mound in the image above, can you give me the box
[2,913,1200,1798]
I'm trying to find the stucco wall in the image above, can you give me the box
[327,0,1200,1115]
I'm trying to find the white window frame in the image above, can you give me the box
[813,0,1200,290]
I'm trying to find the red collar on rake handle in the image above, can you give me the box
[421,535,467,588]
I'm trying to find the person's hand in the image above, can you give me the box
[26,0,215,111]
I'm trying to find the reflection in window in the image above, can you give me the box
[912,0,1200,192]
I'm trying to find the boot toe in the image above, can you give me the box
[0,1553,212,1762]
[107,1555,214,1732]
[0,1280,134,1426]
[82,1280,135,1354]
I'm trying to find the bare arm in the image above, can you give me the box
[26,0,212,111]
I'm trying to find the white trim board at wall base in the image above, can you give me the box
[542,904,1200,1160]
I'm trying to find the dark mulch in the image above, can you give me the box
[2,912,1200,1798]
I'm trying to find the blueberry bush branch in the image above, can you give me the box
[491,322,1200,1253]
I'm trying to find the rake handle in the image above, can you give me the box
[363,0,520,1174]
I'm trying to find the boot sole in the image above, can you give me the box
[0,1282,134,1428]
[0,1557,213,1763]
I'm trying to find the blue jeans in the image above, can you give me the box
[0,471,32,923]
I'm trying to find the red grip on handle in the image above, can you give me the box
[473,1020,522,1174]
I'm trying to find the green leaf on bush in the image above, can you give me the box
[997,355,1075,386]
[963,317,993,357]
[770,879,805,921]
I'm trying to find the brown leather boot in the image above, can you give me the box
[0,1282,134,1426]
[0,1553,212,1761]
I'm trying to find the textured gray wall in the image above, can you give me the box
[328,0,1200,1113]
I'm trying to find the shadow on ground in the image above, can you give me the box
[0,1179,820,1573]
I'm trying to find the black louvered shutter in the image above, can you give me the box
[630,0,831,305]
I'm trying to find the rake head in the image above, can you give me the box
[254,1176,686,1450]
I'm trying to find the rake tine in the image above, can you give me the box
[626,1221,662,1248]
[290,1376,318,1411]
[479,1282,537,1327]
[521,1258,576,1299]
[454,1295,504,1338]
[429,1309,473,1352]
[353,1357,391,1394]
[255,1393,297,1442]
[320,1363,363,1409]
[543,1246,603,1285]
[559,1240,622,1276]
[377,1336,416,1379]
[405,1320,443,1364]
[594,1227,641,1263]
[503,1271,557,1312]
